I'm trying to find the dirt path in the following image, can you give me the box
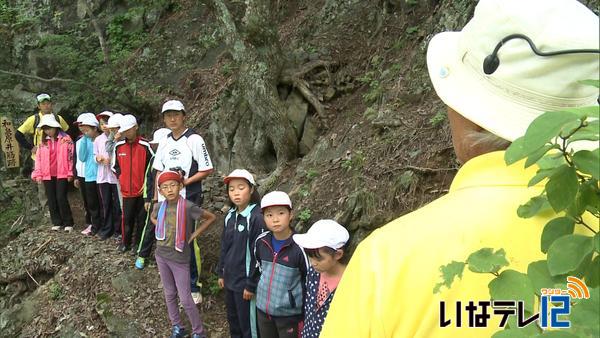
[0,187,229,337]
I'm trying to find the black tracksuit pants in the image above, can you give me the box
[122,196,146,249]
[77,176,91,225]
[97,183,122,239]
[83,181,103,233]
[136,201,155,258]
[43,177,74,228]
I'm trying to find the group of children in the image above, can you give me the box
[31,100,347,338]
[216,169,349,338]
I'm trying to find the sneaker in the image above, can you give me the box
[191,333,207,338]
[192,292,202,305]
[81,225,93,235]
[170,325,186,338]
[51,226,61,231]
[117,244,130,253]
[134,257,145,270]
[64,226,73,232]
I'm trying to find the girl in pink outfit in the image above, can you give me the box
[31,114,75,231]
[94,111,122,241]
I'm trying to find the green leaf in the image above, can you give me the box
[491,329,530,338]
[488,270,535,313]
[569,119,600,143]
[466,248,509,274]
[585,255,600,288]
[566,105,600,119]
[547,234,594,276]
[433,261,465,293]
[570,287,599,337]
[527,168,556,187]
[504,137,529,165]
[579,181,600,215]
[540,217,575,253]
[522,111,579,153]
[595,233,600,253]
[537,154,566,170]
[545,165,578,212]
[578,79,600,88]
[527,260,564,295]
[517,196,550,219]
[524,144,556,168]
[573,149,600,180]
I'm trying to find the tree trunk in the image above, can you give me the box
[213,0,298,173]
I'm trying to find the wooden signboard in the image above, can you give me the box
[0,117,20,168]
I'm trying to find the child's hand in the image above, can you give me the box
[67,176,74,182]
[218,278,224,289]
[242,289,255,300]
[74,179,80,189]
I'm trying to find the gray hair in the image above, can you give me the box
[464,129,511,152]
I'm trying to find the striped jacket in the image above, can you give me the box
[253,231,309,317]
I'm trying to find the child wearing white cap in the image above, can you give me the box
[135,127,171,270]
[253,191,309,338]
[292,220,349,338]
[217,169,265,338]
[77,113,104,236]
[31,114,75,231]
[94,111,122,241]
[111,115,154,253]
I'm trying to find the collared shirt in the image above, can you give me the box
[320,151,563,338]
[153,128,213,202]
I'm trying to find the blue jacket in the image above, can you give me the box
[217,204,265,292]
[77,136,97,182]
[253,231,309,317]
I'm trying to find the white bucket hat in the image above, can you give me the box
[293,219,349,250]
[427,0,599,143]
[118,115,138,133]
[150,128,171,144]
[161,100,186,114]
[75,112,95,124]
[261,191,293,210]
[224,169,256,185]
[106,113,123,129]
[37,114,61,129]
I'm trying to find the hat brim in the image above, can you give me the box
[292,233,330,250]
[223,175,255,185]
[427,32,547,143]
[261,203,292,210]
[38,122,61,129]
[118,125,136,133]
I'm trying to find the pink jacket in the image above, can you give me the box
[31,132,74,181]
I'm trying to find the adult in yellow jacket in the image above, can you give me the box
[320,0,599,337]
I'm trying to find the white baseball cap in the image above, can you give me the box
[36,93,51,103]
[427,0,599,144]
[78,113,99,127]
[75,112,95,124]
[161,100,186,114]
[224,169,256,186]
[96,111,113,120]
[261,191,292,210]
[150,128,171,144]
[37,114,61,129]
[293,219,349,250]
[118,115,138,133]
[106,113,123,129]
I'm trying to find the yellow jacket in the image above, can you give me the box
[17,111,69,159]
[321,151,555,338]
